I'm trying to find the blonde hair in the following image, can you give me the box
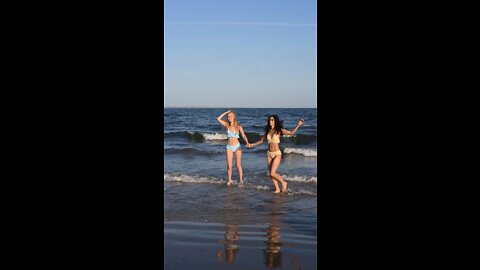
[226,111,240,133]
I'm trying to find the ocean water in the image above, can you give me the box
[164,108,317,268]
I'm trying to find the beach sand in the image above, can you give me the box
[164,221,316,269]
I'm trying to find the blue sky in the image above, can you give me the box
[164,0,317,108]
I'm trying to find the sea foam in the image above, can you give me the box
[202,133,227,140]
[281,174,317,184]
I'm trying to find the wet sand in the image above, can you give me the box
[164,174,317,269]
[164,221,317,269]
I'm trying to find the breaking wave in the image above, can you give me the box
[283,147,317,157]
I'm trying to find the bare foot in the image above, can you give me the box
[281,182,288,192]
[273,190,281,193]
[239,181,244,186]
[227,181,232,186]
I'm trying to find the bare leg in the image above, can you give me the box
[226,149,233,186]
[267,156,281,193]
[235,149,243,184]
[270,156,287,192]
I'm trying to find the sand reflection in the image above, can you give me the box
[216,224,240,264]
[263,195,285,268]
[216,187,243,264]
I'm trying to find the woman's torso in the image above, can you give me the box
[227,126,240,146]
[267,131,280,152]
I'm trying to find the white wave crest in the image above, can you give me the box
[283,147,317,157]
[164,173,317,196]
[202,133,227,140]
[286,189,317,196]
[164,173,226,185]
[252,185,270,190]
[281,175,317,184]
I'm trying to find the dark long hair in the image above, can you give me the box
[264,115,283,138]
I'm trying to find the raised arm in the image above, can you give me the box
[249,135,265,148]
[281,118,304,135]
[216,110,231,127]
[239,125,249,145]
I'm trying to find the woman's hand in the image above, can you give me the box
[247,143,253,148]
[298,118,305,126]
[219,110,231,118]
[217,110,232,125]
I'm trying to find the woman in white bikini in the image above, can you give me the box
[216,110,250,186]
[247,115,304,193]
